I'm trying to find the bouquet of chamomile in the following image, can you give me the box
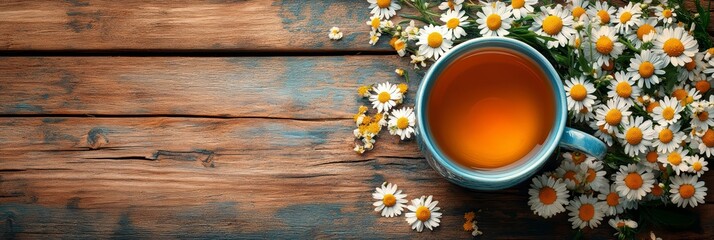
[357,0,712,238]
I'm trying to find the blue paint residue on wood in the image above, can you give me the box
[274,203,380,238]
[112,211,150,240]
[0,203,104,238]
[10,103,44,113]
[42,118,67,124]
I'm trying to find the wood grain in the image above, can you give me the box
[0,56,417,119]
[0,0,391,52]
[0,117,712,239]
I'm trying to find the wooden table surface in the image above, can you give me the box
[0,1,712,239]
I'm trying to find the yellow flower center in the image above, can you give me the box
[685,59,697,71]
[624,172,643,189]
[447,0,455,10]
[637,24,656,40]
[662,107,675,120]
[663,9,673,18]
[447,18,461,29]
[659,128,674,143]
[596,36,614,54]
[683,96,694,106]
[638,61,655,78]
[703,129,714,147]
[695,80,710,93]
[397,83,408,93]
[602,59,615,71]
[564,171,580,185]
[599,124,609,134]
[416,206,431,221]
[673,89,687,100]
[708,47,714,55]
[579,203,595,221]
[378,92,391,103]
[646,151,658,163]
[570,84,587,101]
[371,18,381,29]
[616,82,632,98]
[366,122,381,134]
[652,183,664,196]
[647,102,660,113]
[698,111,710,121]
[542,15,564,35]
[382,194,397,207]
[357,86,370,96]
[428,32,443,48]
[620,12,633,24]
[625,127,643,145]
[377,0,391,8]
[663,38,685,57]
[598,10,611,24]
[394,39,406,51]
[487,14,502,31]
[539,187,557,204]
[605,109,622,126]
[693,161,703,171]
[396,117,409,129]
[572,151,586,165]
[574,37,582,48]
[667,152,682,165]
[572,7,586,20]
[586,169,596,183]
[679,184,695,199]
[512,0,525,8]
[606,192,620,206]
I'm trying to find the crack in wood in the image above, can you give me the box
[312,159,376,167]
[276,173,339,179]
[150,149,215,168]
[0,114,351,122]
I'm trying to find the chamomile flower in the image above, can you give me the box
[388,107,416,140]
[416,25,453,60]
[595,98,632,134]
[328,27,343,40]
[591,120,615,146]
[690,101,714,130]
[476,3,513,37]
[580,159,608,192]
[369,82,402,113]
[586,26,625,69]
[563,151,592,165]
[530,5,576,49]
[653,27,698,67]
[368,0,401,20]
[679,52,705,82]
[555,160,584,190]
[441,9,470,40]
[405,195,442,232]
[509,0,537,20]
[597,184,626,216]
[572,100,598,123]
[658,148,690,175]
[652,123,686,153]
[566,194,604,229]
[687,155,709,177]
[568,0,590,22]
[565,76,597,112]
[372,182,408,217]
[652,96,682,126]
[369,31,381,45]
[640,149,662,170]
[617,116,655,157]
[692,76,712,94]
[404,20,419,41]
[438,0,464,11]
[654,5,677,25]
[587,0,616,25]
[609,217,638,233]
[628,49,667,89]
[627,17,660,48]
[614,163,655,201]
[366,16,382,32]
[410,54,427,69]
[613,2,643,34]
[697,129,714,157]
[528,174,570,218]
[608,72,641,105]
[669,174,707,208]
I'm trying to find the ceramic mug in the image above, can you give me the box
[415,37,608,191]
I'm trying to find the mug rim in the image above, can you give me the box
[415,37,567,190]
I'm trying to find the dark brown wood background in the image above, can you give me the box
[0,0,712,239]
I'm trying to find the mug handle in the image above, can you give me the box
[558,127,608,159]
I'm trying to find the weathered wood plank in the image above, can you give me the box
[0,0,391,52]
[0,56,416,119]
[0,117,712,238]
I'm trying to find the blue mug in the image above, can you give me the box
[415,37,607,191]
